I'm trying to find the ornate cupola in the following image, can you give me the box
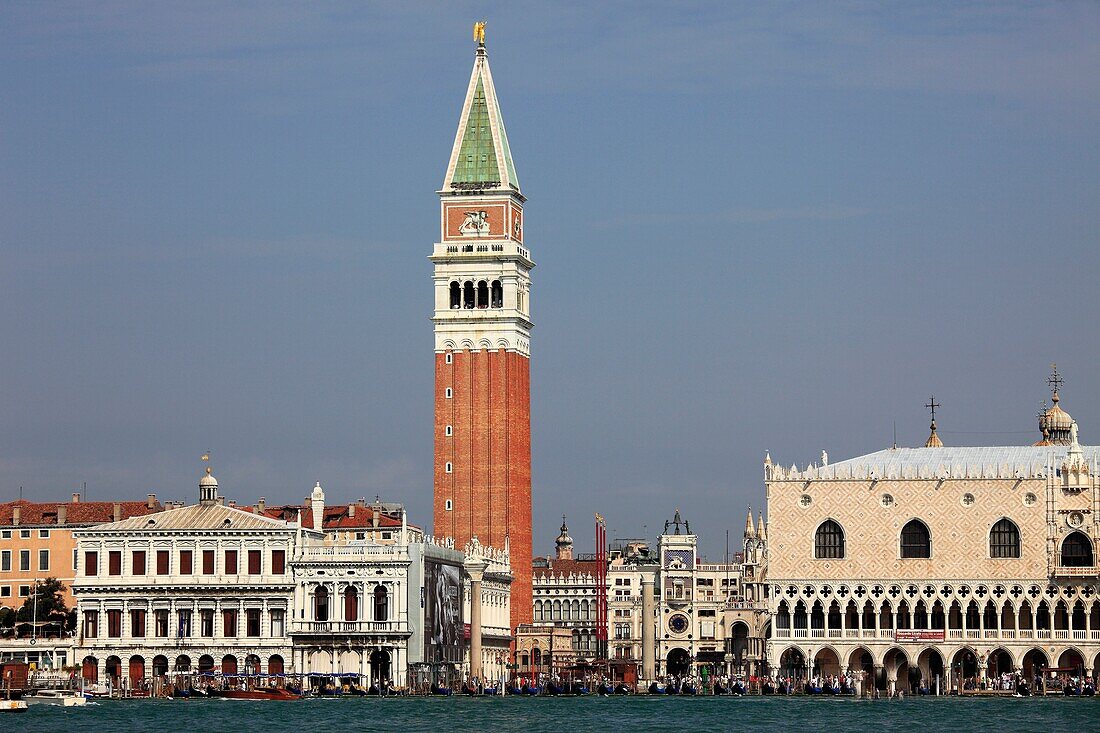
[555,515,574,560]
[198,452,218,505]
[1037,364,1074,446]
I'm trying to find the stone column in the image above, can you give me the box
[641,576,656,681]
[465,558,489,681]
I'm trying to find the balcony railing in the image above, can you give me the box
[290,620,409,635]
[773,626,1094,642]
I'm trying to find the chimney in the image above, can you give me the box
[348,504,356,518]
[256,497,266,513]
[57,504,67,525]
[228,500,237,508]
[71,492,81,504]
[146,493,156,509]
[310,482,325,532]
[217,496,225,506]
[112,503,121,522]
[372,510,379,529]
[12,506,21,525]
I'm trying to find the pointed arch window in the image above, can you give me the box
[900,520,931,558]
[989,518,1021,558]
[1061,532,1093,567]
[814,520,845,559]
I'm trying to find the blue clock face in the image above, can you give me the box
[668,614,689,634]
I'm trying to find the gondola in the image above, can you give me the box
[431,684,453,696]
[482,686,499,696]
[569,682,590,695]
[648,682,666,694]
[680,681,696,696]
[713,681,728,695]
[614,683,631,695]
[547,681,566,696]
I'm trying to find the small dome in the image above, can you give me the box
[555,515,573,546]
[200,468,218,488]
[1037,394,1074,446]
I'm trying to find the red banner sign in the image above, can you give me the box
[894,630,945,642]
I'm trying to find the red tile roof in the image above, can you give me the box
[254,503,406,530]
[533,558,600,579]
[0,499,162,527]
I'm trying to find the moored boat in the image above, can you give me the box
[0,699,28,713]
[214,686,301,700]
[24,689,88,707]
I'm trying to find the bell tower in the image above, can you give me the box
[431,26,533,629]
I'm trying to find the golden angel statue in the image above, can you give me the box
[473,21,486,45]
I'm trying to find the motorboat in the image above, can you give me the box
[24,689,88,706]
[0,699,28,713]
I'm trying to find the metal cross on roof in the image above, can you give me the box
[925,395,941,423]
[1049,363,1064,396]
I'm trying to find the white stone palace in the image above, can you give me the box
[71,463,510,691]
[765,369,1100,694]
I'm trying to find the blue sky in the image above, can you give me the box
[2,2,1098,557]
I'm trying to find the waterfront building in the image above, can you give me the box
[1,494,161,614]
[431,29,533,630]
[765,370,1100,694]
[655,510,752,679]
[71,468,301,687]
[532,517,600,659]
[69,463,509,691]
[514,624,574,682]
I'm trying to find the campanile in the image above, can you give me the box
[431,29,533,629]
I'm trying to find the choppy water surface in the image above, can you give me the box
[9,696,1100,733]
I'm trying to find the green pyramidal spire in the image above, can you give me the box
[442,41,520,194]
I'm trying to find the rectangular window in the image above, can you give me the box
[271,549,285,575]
[84,551,98,576]
[132,550,146,575]
[445,352,453,364]
[19,585,30,597]
[107,609,122,638]
[247,549,261,575]
[270,609,285,637]
[20,529,30,539]
[223,609,238,637]
[224,550,238,575]
[0,530,10,539]
[178,610,192,638]
[73,549,78,570]
[445,425,453,436]
[202,549,215,575]
[200,609,214,637]
[445,499,453,511]
[38,549,49,572]
[179,550,193,575]
[246,608,261,637]
[445,387,452,398]
[0,586,9,598]
[38,529,50,538]
[1,550,9,572]
[445,462,452,473]
[108,551,121,576]
[130,609,146,638]
[19,550,30,572]
[154,610,169,637]
[156,550,169,575]
[84,610,98,638]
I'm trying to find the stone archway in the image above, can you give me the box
[779,647,805,681]
[916,648,945,694]
[730,622,750,673]
[81,656,98,683]
[882,648,909,695]
[1022,649,1047,681]
[951,648,978,690]
[666,648,691,677]
[370,649,391,685]
[1058,648,1085,674]
[813,648,841,677]
[987,648,1013,680]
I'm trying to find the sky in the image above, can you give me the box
[1,2,1098,559]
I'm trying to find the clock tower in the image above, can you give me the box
[431,30,533,629]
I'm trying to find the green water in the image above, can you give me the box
[9,696,1100,733]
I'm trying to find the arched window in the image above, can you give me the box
[900,520,931,558]
[989,518,1021,558]
[449,281,460,309]
[814,520,845,559]
[491,280,503,308]
[373,585,389,622]
[534,602,543,622]
[343,586,358,622]
[1061,532,1094,567]
[463,281,474,309]
[314,587,329,622]
[477,280,489,309]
